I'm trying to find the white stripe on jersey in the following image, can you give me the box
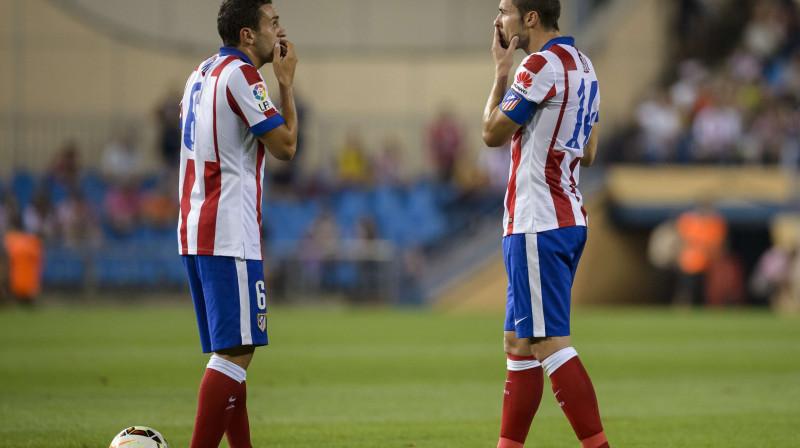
[502,38,600,237]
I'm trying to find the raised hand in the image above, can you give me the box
[272,39,297,87]
[492,26,518,78]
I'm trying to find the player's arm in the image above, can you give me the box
[258,40,298,161]
[483,28,520,148]
[581,122,600,167]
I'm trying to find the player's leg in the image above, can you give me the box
[533,227,609,448]
[192,346,252,448]
[497,235,545,448]
[217,345,255,448]
[188,256,269,448]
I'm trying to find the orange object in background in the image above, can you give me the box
[3,231,43,300]
[676,210,727,275]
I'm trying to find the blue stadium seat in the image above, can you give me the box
[81,171,107,207]
[42,246,85,287]
[333,189,372,238]
[12,171,38,210]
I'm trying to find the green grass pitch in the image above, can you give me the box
[0,304,799,447]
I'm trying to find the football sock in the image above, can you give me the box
[225,381,252,448]
[497,354,544,448]
[190,355,247,448]
[542,348,609,448]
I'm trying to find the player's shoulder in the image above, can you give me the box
[519,51,557,76]
[227,60,264,86]
[519,51,556,81]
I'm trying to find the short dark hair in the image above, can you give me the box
[217,0,272,47]
[513,0,560,31]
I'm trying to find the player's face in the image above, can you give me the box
[495,0,527,50]
[254,4,286,64]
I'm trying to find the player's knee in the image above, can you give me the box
[503,333,534,357]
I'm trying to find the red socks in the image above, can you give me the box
[190,368,243,448]
[190,355,251,448]
[225,381,252,448]
[497,355,544,448]
[543,348,609,448]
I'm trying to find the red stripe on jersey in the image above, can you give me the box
[545,45,579,228]
[211,57,237,161]
[523,54,548,74]
[240,64,263,86]
[505,129,523,235]
[569,157,587,223]
[256,142,266,250]
[227,86,249,126]
[264,108,278,119]
[549,45,577,71]
[542,85,557,103]
[196,161,221,255]
[180,159,196,254]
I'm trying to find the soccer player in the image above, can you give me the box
[482,1,609,447]
[177,0,298,446]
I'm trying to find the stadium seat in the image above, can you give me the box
[42,246,85,287]
[12,171,38,210]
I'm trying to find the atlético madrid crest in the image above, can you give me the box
[257,313,267,332]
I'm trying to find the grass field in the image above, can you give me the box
[0,304,798,447]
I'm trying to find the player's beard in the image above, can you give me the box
[501,31,525,50]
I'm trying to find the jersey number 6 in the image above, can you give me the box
[255,280,266,311]
[182,82,202,151]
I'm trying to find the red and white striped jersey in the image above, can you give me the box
[500,37,600,236]
[177,47,285,260]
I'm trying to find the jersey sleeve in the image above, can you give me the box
[226,64,285,137]
[501,54,557,125]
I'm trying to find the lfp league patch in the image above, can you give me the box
[501,90,522,112]
[250,83,272,112]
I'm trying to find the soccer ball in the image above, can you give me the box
[109,426,169,448]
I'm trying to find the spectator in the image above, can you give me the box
[3,214,43,306]
[22,190,57,243]
[742,0,788,60]
[691,79,743,162]
[141,180,179,230]
[104,183,141,237]
[300,209,341,292]
[154,88,182,169]
[750,245,796,304]
[427,105,464,183]
[55,192,102,249]
[102,128,142,187]
[373,136,405,186]
[673,200,728,305]
[46,140,82,196]
[336,130,370,187]
[636,91,683,163]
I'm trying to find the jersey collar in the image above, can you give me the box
[219,46,254,66]
[540,36,575,52]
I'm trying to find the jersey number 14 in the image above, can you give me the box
[565,79,599,151]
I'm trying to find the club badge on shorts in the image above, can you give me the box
[257,313,267,332]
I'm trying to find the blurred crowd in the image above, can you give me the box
[0,89,507,304]
[614,0,800,166]
[648,202,800,313]
[633,0,800,313]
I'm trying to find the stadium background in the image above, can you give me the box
[1,0,800,447]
